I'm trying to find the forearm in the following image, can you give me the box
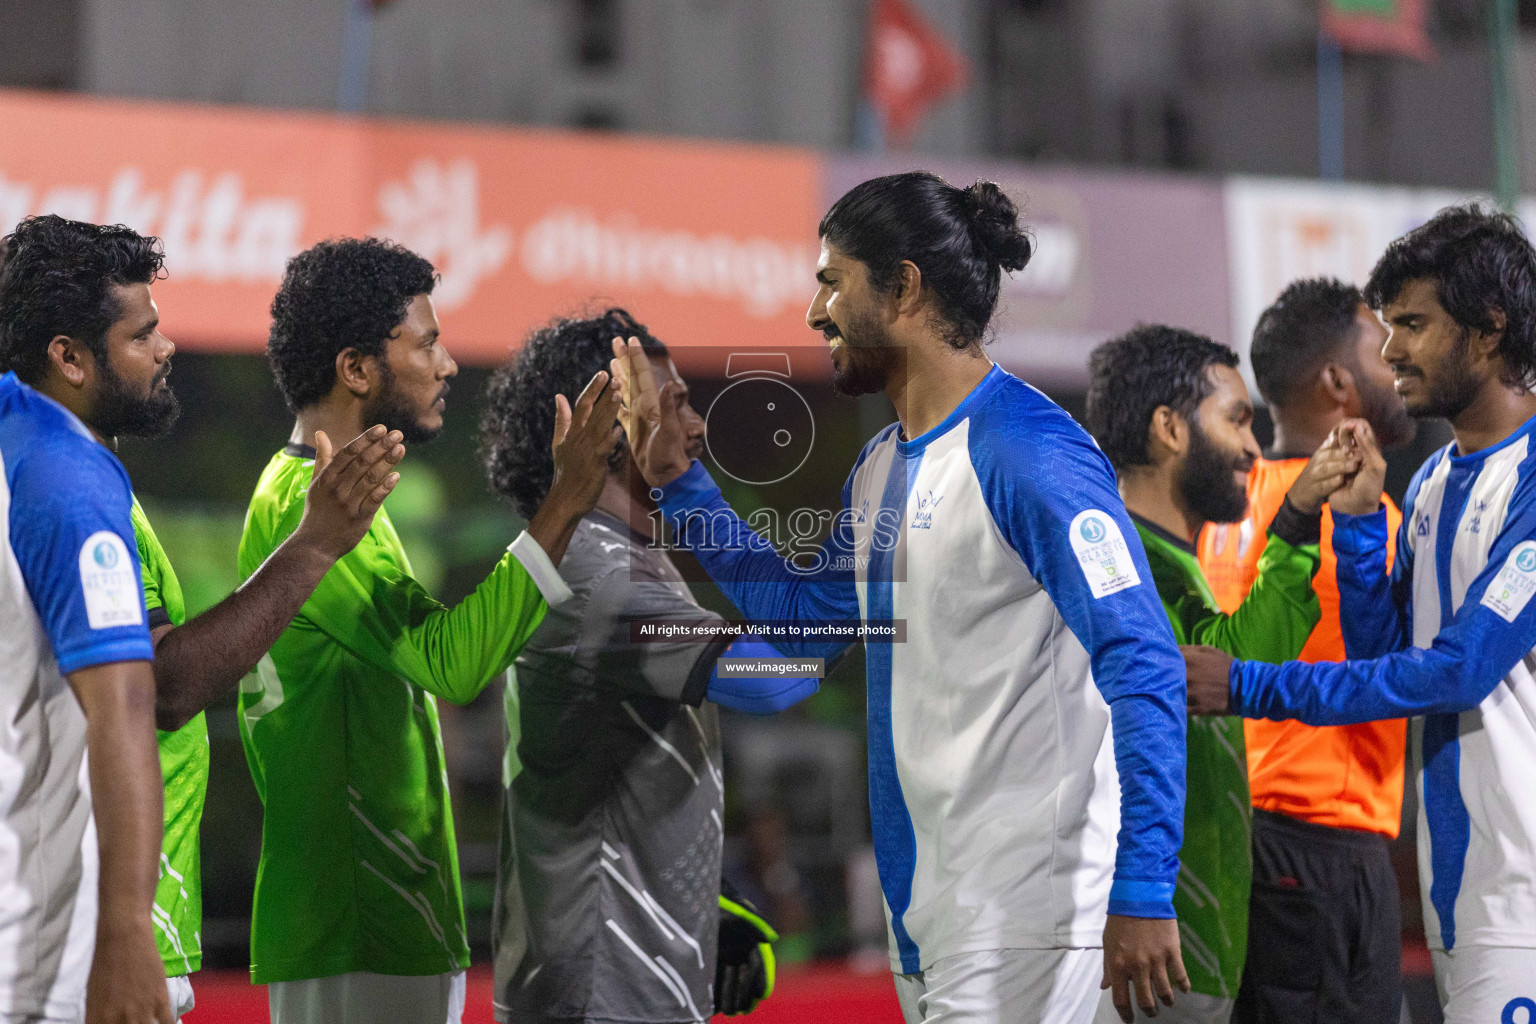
[1231,640,1497,724]
[658,462,856,649]
[705,635,821,714]
[1333,507,1405,658]
[1193,529,1320,663]
[525,488,588,567]
[154,535,334,730]
[75,666,162,946]
[1106,691,1183,918]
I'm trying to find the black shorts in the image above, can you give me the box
[1232,808,1401,1024]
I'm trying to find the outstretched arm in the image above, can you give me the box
[152,426,404,730]
[1330,419,1414,659]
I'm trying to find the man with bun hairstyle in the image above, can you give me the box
[612,172,1191,1023]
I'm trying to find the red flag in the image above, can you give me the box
[1321,0,1433,61]
[862,0,969,147]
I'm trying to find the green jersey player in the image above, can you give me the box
[243,239,621,1024]
[0,215,403,1024]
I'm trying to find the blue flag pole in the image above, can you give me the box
[1317,32,1345,180]
[337,0,375,114]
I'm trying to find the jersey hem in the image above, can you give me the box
[162,957,201,976]
[251,951,470,985]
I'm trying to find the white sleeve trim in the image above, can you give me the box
[509,531,575,608]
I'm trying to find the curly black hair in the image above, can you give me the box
[481,309,668,519]
[1250,277,1363,409]
[1365,203,1536,389]
[819,171,1032,349]
[1085,324,1239,470]
[267,238,437,412]
[0,215,165,385]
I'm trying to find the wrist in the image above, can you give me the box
[280,526,344,574]
[645,458,691,490]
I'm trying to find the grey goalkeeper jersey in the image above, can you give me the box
[494,512,728,1024]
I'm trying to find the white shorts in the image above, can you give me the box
[167,974,195,1023]
[1091,987,1231,1024]
[268,969,467,1024]
[1433,946,1536,1024]
[893,948,1102,1024]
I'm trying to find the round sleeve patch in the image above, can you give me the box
[1481,540,1536,623]
[1069,510,1142,599]
[78,530,144,629]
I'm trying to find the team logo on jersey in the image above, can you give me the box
[78,531,142,629]
[910,490,943,530]
[1469,499,1490,535]
[1482,540,1536,623]
[1069,510,1141,599]
[1416,512,1432,537]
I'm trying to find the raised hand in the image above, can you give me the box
[1284,431,1362,515]
[293,425,405,561]
[1182,645,1235,716]
[1102,914,1189,1022]
[1327,418,1388,516]
[545,369,623,516]
[610,336,691,488]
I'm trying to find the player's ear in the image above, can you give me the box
[1321,362,1354,407]
[892,260,924,318]
[1148,405,1186,460]
[46,334,91,389]
[335,347,374,399]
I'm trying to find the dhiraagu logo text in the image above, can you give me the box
[1483,540,1536,623]
[1069,510,1141,599]
[78,531,142,629]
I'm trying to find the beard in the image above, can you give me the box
[366,358,446,444]
[1176,419,1251,525]
[1399,327,1481,421]
[94,357,180,439]
[1356,374,1418,449]
[828,305,902,398]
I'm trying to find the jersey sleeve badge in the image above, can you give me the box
[1069,510,1142,599]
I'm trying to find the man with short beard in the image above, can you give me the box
[1197,279,1414,1023]
[0,215,405,1024]
[1084,324,1359,1023]
[614,172,1192,1024]
[245,238,622,1024]
[1183,205,1536,1022]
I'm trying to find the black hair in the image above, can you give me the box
[1250,277,1363,408]
[0,215,166,385]
[1085,324,1239,470]
[1364,202,1536,388]
[480,308,667,519]
[267,237,437,412]
[818,171,1033,349]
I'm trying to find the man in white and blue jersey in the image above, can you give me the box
[1184,204,1536,1023]
[611,172,1190,1023]
[0,256,170,1016]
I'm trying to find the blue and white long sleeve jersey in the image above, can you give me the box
[658,365,1187,973]
[0,371,153,1018]
[1231,412,1536,952]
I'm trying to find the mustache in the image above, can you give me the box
[685,439,706,461]
[153,359,172,386]
[436,381,451,402]
[1392,364,1423,379]
[822,325,841,342]
[1233,456,1255,475]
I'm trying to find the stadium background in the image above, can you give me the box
[4,0,1532,1020]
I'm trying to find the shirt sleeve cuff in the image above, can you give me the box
[509,531,574,609]
[1107,879,1176,919]
[1330,505,1389,557]
[56,638,156,677]
[1268,494,1322,548]
[656,460,721,513]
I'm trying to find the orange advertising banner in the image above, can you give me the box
[0,90,826,364]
